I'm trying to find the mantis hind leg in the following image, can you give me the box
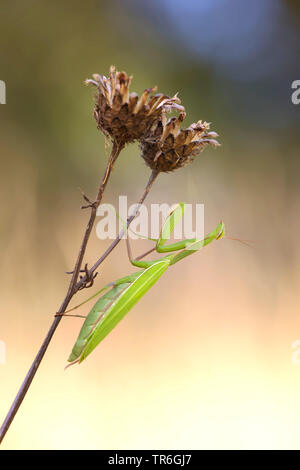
[55,313,87,318]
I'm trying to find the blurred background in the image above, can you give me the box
[1,0,300,450]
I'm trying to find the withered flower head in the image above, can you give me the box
[140,112,220,172]
[86,66,184,146]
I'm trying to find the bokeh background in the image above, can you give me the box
[1,0,300,450]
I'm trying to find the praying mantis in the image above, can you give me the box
[65,203,225,366]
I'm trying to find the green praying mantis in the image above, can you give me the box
[65,203,225,367]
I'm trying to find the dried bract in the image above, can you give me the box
[86,66,184,146]
[140,112,220,172]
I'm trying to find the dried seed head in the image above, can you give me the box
[140,112,220,172]
[86,66,184,146]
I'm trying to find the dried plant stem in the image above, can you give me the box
[67,141,122,296]
[0,141,157,444]
[74,168,159,292]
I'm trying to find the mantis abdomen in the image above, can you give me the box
[68,282,132,362]
[68,260,169,364]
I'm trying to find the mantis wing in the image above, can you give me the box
[68,260,169,365]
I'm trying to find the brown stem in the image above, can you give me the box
[67,140,121,298]
[0,165,159,444]
[74,169,159,292]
